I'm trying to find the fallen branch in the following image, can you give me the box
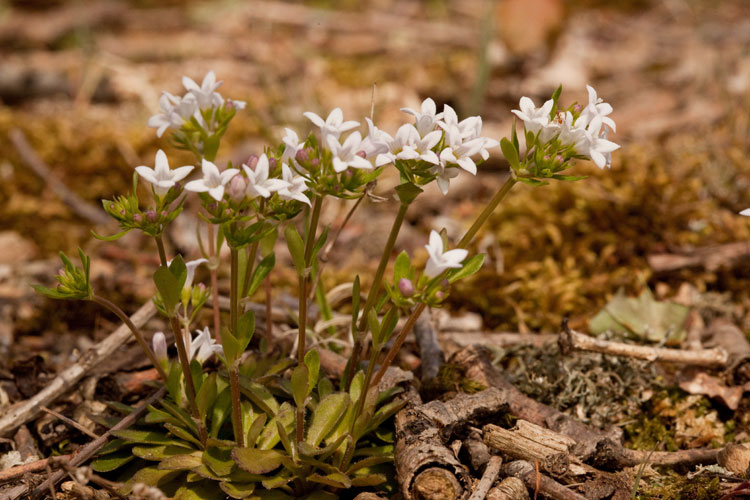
[25,386,166,500]
[501,461,587,500]
[468,455,503,500]
[487,477,529,500]
[559,324,728,369]
[440,331,558,350]
[9,128,112,226]
[0,455,72,484]
[0,301,157,438]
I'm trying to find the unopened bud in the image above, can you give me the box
[543,155,550,161]
[573,104,582,113]
[246,155,259,170]
[555,155,564,164]
[146,210,157,223]
[226,100,235,111]
[356,150,366,158]
[398,278,414,297]
[268,157,277,170]
[119,209,126,216]
[228,175,247,202]
[295,149,309,163]
[133,213,143,223]
[435,291,445,300]
[152,331,168,368]
[310,158,320,168]
[224,208,232,217]
[441,279,450,288]
[160,211,168,218]
[208,203,217,212]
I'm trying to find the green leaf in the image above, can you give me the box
[306,392,349,446]
[169,254,188,290]
[232,448,284,474]
[351,276,361,335]
[346,455,393,474]
[551,84,563,114]
[91,228,133,241]
[394,251,411,283]
[394,183,423,204]
[511,117,519,152]
[250,489,293,500]
[447,254,485,283]
[202,447,235,477]
[367,309,380,346]
[257,403,294,450]
[517,177,547,186]
[290,365,309,408]
[158,451,203,470]
[378,307,399,345]
[154,265,181,316]
[311,225,329,261]
[220,482,255,499]
[350,474,387,487]
[237,310,255,351]
[500,137,520,170]
[164,423,203,448]
[174,482,226,500]
[132,445,193,461]
[122,467,181,494]
[90,449,134,472]
[551,174,587,182]
[195,373,217,419]
[210,387,232,438]
[220,326,240,363]
[96,438,129,455]
[284,224,306,275]
[304,349,320,397]
[246,253,275,297]
[246,413,267,448]
[203,135,220,162]
[239,379,279,416]
[112,429,190,447]
[307,472,351,489]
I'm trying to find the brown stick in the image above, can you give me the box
[25,387,166,500]
[648,242,750,273]
[469,455,503,500]
[0,455,72,483]
[487,477,530,500]
[501,461,587,500]
[40,407,100,439]
[559,325,728,369]
[0,301,157,438]
[8,128,111,226]
[440,331,558,350]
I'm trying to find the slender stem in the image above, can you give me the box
[230,248,240,336]
[241,241,259,298]
[208,224,221,343]
[174,318,207,445]
[297,196,324,364]
[230,363,245,447]
[155,234,168,266]
[370,175,519,390]
[265,272,273,349]
[296,406,304,445]
[345,202,409,385]
[457,176,516,249]
[91,295,167,381]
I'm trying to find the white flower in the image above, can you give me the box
[304,108,359,142]
[242,154,289,198]
[576,117,620,169]
[396,129,442,165]
[135,149,194,196]
[182,70,223,109]
[438,107,499,161]
[443,125,484,175]
[186,327,223,363]
[152,331,168,367]
[185,159,239,201]
[227,98,246,110]
[578,85,616,132]
[277,164,311,206]
[361,118,393,166]
[281,128,304,163]
[147,92,198,137]
[401,97,443,136]
[431,148,460,195]
[557,111,586,147]
[741,209,750,216]
[424,230,468,278]
[184,258,208,289]
[511,96,554,134]
[326,131,373,173]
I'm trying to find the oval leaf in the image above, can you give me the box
[306,392,349,447]
[232,448,284,474]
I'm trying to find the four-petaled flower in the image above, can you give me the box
[185,159,239,201]
[511,96,554,134]
[576,116,620,169]
[135,149,194,196]
[401,98,443,136]
[184,258,208,290]
[182,70,224,109]
[397,129,442,165]
[277,164,311,206]
[424,230,468,278]
[147,92,198,137]
[578,85,616,132]
[304,108,359,143]
[281,128,305,163]
[186,327,224,363]
[741,209,750,216]
[326,132,374,173]
[242,154,289,198]
[361,118,393,166]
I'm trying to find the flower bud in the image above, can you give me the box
[555,155,564,164]
[228,175,247,202]
[268,157,277,170]
[295,149,309,163]
[160,211,168,219]
[573,104,582,113]
[356,150,366,158]
[152,331,168,368]
[119,209,126,216]
[398,278,414,297]
[246,154,259,170]
[435,291,445,300]
[310,158,320,168]
[133,213,143,223]
[441,279,450,288]
[145,210,157,223]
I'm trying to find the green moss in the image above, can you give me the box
[636,472,722,500]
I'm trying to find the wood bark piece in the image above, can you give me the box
[468,455,502,500]
[483,422,586,476]
[559,325,728,369]
[395,388,470,500]
[464,429,492,472]
[487,477,529,500]
[413,467,464,500]
[415,308,444,381]
[501,461,587,500]
[0,455,72,484]
[647,242,750,273]
[0,301,157,438]
[703,318,750,384]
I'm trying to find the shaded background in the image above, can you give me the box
[2,0,750,366]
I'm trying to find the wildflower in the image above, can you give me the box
[401,97,443,136]
[185,159,239,201]
[152,332,168,367]
[442,125,485,175]
[184,258,208,289]
[147,92,198,137]
[430,148,461,195]
[242,154,289,199]
[511,96,554,134]
[281,128,304,163]
[326,132,374,173]
[277,164,311,206]
[304,108,359,142]
[227,98,246,111]
[398,278,414,297]
[578,85,616,132]
[741,209,750,216]
[182,70,223,109]
[397,129,442,165]
[135,150,193,196]
[361,118,393,166]
[186,327,223,363]
[576,117,620,169]
[424,230,468,278]
[376,124,419,166]
[227,175,247,202]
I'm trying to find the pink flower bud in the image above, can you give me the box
[146,210,157,223]
[160,211,168,218]
[246,155,259,170]
[228,175,247,202]
[295,149,309,163]
[398,278,414,297]
[310,158,320,168]
[152,331,168,367]
[555,155,564,164]
[436,291,445,300]
[133,213,143,223]
[573,104,582,113]
[441,279,450,288]
[356,150,366,158]
[268,157,277,169]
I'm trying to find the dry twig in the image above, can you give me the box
[468,455,503,500]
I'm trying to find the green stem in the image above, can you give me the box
[155,234,168,266]
[175,317,208,446]
[345,202,409,385]
[91,295,167,382]
[297,196,324,365]
[370,175,518,390]
[241,241,259,298]
[265,272,273,350]
[230,248,239,336]
[208,223,221,343]
[230,362,245,447]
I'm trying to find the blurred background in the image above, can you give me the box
[2,0,750,365]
